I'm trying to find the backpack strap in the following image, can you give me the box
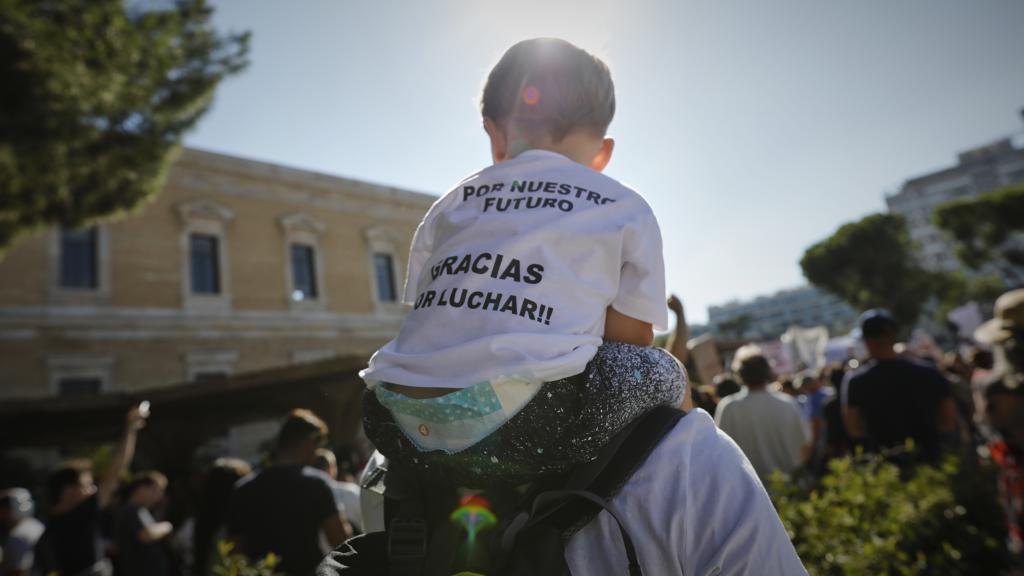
[502,406,686,574]
[388,500,427,576]
[382,463,429,576]
[540,405,685,535]
[530,489,644,575]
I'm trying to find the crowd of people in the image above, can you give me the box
[2,290,1023,575]
[0,409,365,576]
[686,308,990,482]
[683,291,1024,565]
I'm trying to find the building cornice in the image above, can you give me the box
[174,148,437,212]
[176,198,236,224]
[278,212,327,235]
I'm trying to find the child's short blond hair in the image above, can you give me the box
[481,38,615,142]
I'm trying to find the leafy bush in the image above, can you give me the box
[771,454,1009,575]
[213,541,284,576]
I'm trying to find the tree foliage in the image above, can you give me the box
[933,184,1024,286]
[800,214,934,328]
[0,0,249,254]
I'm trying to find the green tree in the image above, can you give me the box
[0,0,249,254]
[800,213,934,328]
[933,184,1024,286]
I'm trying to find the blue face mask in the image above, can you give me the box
[373,377,542,454]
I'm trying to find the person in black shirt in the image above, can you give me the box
[114,472,172,576]
[227,409,351,576]
[193,458,252,576]
[37,405,147,576]
[841,310,957,462]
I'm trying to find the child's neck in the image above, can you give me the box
[505,130,600,167]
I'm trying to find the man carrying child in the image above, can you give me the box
[321,38,805,575]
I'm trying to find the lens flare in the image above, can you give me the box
[450,494,497,546]
[522,85,540,106]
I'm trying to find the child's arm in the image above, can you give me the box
[604,306,653,346]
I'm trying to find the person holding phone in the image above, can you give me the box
[36,405,148,576]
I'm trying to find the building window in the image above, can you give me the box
[49,225,110,304]
[374,253,397,302]
[177,199,234,313]
[184,351,238,382]
[1006,168,1024,184]
[279,213,327,312]
[290,244,318,301]
[60,228,98,289]
[58,378,102,396]
[190,234,221,294]
[364,225,405,315]
[48,355,113,396]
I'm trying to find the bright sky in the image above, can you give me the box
[187,0,1024,324]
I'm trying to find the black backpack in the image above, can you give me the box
[317,406,685,576]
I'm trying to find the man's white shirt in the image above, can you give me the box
[714,388,812,482]
[360,149,668,389]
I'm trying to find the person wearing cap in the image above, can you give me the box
[0,488,44,576]
[974,288,1024,558]
[840,309,958,463]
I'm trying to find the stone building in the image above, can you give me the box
[707,285,858,342]
[0,148,435,401]
[885,127,1024,275]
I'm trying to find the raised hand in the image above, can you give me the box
[668,294,686,323]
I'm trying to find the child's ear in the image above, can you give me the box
[589,137,615,172]
[483,117,508,163]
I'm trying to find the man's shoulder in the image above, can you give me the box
[847,361,877,382]
[638,409,748,475]
[334,480,361,498]
[717,389,748,408]
[568,409,807,574]
[884,357,949,390]
[901,356,945,376]
[233,466,333,500]
[607,409,737,505]
[768,390,806,415]
[11,517,44,542]
[300,465,336,487]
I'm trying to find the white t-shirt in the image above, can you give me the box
[361,149,668,389]
[358,410,808,575]
[332,480,363,533]
[714,388,812,481]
